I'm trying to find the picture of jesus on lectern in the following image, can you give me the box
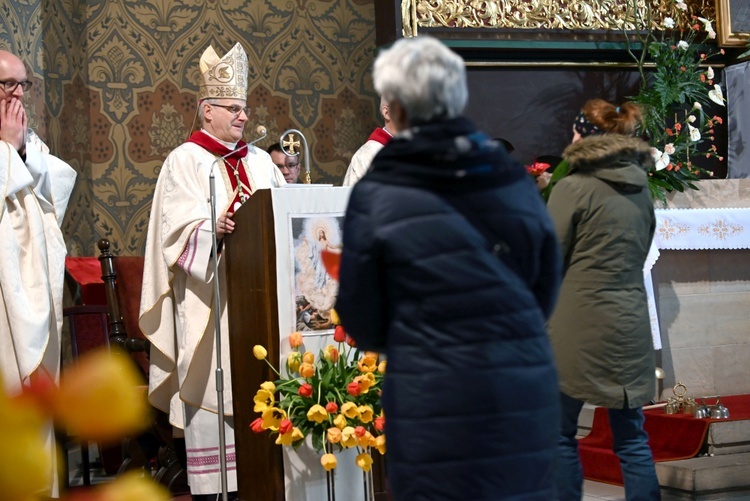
[291,215,343,332]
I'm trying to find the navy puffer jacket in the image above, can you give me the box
[336,117,563,501]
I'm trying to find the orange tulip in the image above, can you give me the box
[299,362,316,379]
[289,332,303,349]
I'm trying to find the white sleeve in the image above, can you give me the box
[22,136,77,226]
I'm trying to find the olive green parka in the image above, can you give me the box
[547,134,656,409]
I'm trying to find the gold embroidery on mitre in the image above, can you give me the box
[198,42,248,100]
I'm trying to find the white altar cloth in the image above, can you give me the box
[645,207,750,349]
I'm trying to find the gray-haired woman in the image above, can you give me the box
[336,36,563,500]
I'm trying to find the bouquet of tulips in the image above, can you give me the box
[251,315,386,473]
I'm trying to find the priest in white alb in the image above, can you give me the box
[139,42,285,500]
[0,49,77,498]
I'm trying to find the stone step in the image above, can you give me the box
[707,420,750,455]
[657,452,750,500]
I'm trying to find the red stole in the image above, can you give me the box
[367,127,392,146]
[187,130,251,209]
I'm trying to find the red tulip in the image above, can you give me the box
[298,383,313,398]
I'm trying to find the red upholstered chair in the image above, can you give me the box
[95,239,188,495]
[61,303,112,487]
[62,242,187,495]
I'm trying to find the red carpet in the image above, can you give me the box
[579,394,750,485]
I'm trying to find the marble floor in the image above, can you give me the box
[583,479,626,501]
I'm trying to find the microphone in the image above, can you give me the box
[249,125,267,146]
[210,125,268,174]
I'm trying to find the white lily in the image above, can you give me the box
[651,148,670,171]
[692,102,702,110]
[697,17,717,39]
[706,66,714,80]
[688,124,701,142]
[708,84,725,106]
[677,40,689,51]
[688,115,696,123]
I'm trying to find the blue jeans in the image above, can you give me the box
[557,392,661,501]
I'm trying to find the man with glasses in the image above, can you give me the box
[267,142,301,183]
[0,49,76,497]
[140,43,284,501]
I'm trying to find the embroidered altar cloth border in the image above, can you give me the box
[645,207,750,350]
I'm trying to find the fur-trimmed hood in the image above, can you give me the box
[563,134,653,190]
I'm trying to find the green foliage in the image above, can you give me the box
[544,1,726,204]
[626,1,725,202]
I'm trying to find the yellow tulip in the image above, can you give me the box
[375,434,387,455]
[260,381,276,392]
[333,413,347,430]
[307,404,328,423]
[356,452,374,472]
[357,405,374,423]
[321,453,337,471]
[378,360,387,374]
[287,352,301,373]
[261,407,286,431]
[276,427,304,446]
[341,401,359,419]
[0,393,52,500]
[54,349,149,442]
[275,429,291,446]
[330,308,341,326]
[253,389,274,413]
[341,426,358,448]
[357,353,378,373]
[253,345,267,360]
[94,470,171,500]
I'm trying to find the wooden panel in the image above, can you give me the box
[226,190,285,501]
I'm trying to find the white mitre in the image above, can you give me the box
[198,42,248,100]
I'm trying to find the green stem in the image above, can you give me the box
[264,358,281,377]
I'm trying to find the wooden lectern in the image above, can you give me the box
[225,189,285,500]
[225,187,388,501]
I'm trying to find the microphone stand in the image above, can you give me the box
[207,125,267,501]
[207,168,229,501]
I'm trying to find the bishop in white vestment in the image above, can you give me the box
[139,42,285,498]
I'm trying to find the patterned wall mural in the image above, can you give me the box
[1,0,380,256]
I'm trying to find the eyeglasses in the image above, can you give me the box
[275,162,300,170]
[0,80,32,93]
[209,103,250,117]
